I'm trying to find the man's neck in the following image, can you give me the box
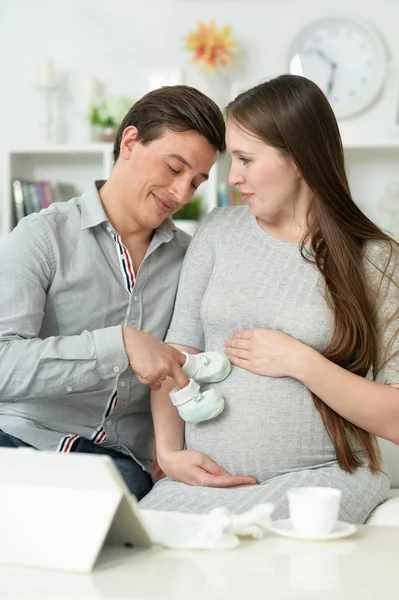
[99,180,154,245]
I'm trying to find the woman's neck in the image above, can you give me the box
[257,186,312,243]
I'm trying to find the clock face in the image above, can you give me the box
[288,17,387,118]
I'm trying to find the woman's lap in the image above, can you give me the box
[139,462,391,523]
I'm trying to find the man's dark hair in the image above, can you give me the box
[113,85,226,162]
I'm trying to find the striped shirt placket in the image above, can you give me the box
[90,235,135,444]
[57,234,135,453]
[91,388,118,445]
[57,433,80,453]
[112,233,135,294]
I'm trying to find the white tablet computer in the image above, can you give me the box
[0,448,152,572]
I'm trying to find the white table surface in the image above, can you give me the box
[0,524,398,599]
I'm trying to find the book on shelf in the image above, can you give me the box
[11,180,24,223]
[217,183,244,207]
[11,180,79,225]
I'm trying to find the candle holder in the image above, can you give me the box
[33,83,58,144]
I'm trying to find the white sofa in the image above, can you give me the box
[366,438,399,525]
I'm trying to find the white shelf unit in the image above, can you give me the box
[3,144,219,244]
[3,140,399,244]
[3,144,114,245]
[342,142,399,237]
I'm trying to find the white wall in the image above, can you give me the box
[1,0,399,211]
[2,0,399,145]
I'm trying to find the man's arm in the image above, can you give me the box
[0,218,187,401]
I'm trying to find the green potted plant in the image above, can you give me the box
[89,96,134,142]
[173,195,203,235]
[173,195,202,220]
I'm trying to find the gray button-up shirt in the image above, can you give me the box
[0,181,190,472]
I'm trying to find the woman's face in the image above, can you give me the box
[226,120,305,222]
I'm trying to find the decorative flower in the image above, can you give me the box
[183,20,238,73]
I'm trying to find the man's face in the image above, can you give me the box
[117,127,217,229]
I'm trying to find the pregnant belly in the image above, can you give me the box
[185,368,336,482]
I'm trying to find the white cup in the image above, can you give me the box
[287,486,342,537]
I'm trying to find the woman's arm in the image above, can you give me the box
[152,343,257,487]
[295,347,399,444]
[151,345,189,461]
[225,329,399,444]
[309,243,398,444]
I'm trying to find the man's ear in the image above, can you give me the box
[119,126,139,159]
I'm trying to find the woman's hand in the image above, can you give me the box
[158,449,258,488]
[224,328,309,378]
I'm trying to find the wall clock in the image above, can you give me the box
[288,16,388,118]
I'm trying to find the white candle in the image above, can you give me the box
[84,75,100,104]
[37,60,55,87]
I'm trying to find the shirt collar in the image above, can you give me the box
[80,181,109,230]
[155,214,177,243]
[80,180,178,242]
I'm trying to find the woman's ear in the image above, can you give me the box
[291,160,302,178]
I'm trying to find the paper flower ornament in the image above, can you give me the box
[183,20,238,72]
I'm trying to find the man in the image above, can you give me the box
[0,85,225,499]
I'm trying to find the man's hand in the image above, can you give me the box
[158,449,258,488]
[122,327,189,390]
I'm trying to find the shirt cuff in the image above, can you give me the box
[92,326,129,379]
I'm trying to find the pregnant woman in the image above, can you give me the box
[140,75,399,523]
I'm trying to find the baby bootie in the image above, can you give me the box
[169,379,224,424]
[182,352,231,384]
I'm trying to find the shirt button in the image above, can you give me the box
[107,419,113,427]
[120,381,127,388]
[133,295,139,301]
[107,226,112,232]
[113,366,120,373]
[66,386,72,392]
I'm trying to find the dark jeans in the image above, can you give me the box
[0,428,153,500]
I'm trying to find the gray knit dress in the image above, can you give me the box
[140,206,398,522]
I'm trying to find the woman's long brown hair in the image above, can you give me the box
[226,74,398,473]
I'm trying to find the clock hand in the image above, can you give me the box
[313,48,337,69]
[310,48,338,97]
[326,63,337,97]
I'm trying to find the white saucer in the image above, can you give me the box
[269,519,357,541]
